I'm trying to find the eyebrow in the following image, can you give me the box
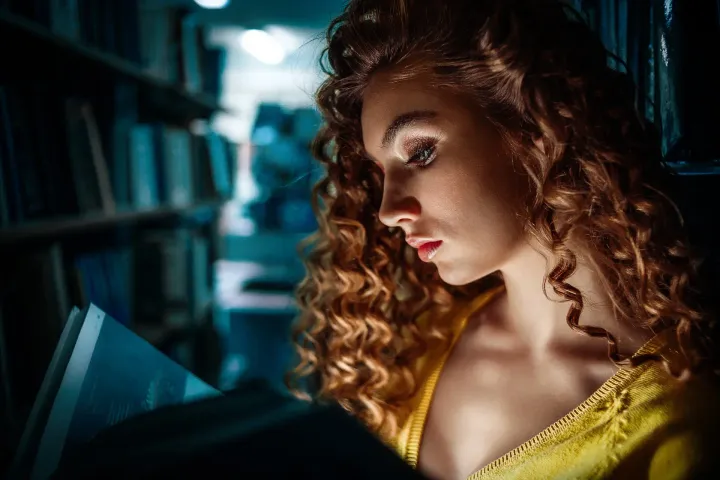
[381,110,438,149]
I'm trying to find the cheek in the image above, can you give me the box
[468,178,522,235]
[418,165,474,224]
[445,154,528,239]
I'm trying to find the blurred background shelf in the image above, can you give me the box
[0,199,228,247]
[0,10,222,124]
[0,0,239,462]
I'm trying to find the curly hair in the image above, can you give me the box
[286,0,719,439]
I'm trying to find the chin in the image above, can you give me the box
[434,260,485,287]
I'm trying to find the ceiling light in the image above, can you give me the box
[264,25,302,52]
[194,0,229,9]
[239,29,286,65]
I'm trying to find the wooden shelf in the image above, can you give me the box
[0,199,227,246]
[0,10,222,123]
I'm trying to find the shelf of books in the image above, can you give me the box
[0,1,225,123]
[0,0,234,465]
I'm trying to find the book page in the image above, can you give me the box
[30,304,220,480]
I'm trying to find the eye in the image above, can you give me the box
[405,140,437,168]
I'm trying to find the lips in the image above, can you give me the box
[417,241,442,262]
[406,236,443,262]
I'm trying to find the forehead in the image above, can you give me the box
[360,72,471,150]
[360,72,475,152]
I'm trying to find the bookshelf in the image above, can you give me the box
[0,199,225,247]
[0,10,221,124]
[0,0,235,466]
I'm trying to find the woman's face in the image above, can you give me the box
[361,71,531,286]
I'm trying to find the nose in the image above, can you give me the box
[378,179,421,228]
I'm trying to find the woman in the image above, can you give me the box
[287,0,720,478]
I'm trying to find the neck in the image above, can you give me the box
[480,239,650,359]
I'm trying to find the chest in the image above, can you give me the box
[417,345,617,480]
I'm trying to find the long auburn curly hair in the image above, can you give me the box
[286,0,719,439]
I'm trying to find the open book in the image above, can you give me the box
[9,304,221,480]
[10,304,426,479]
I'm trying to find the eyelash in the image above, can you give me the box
[405,142,437,168]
